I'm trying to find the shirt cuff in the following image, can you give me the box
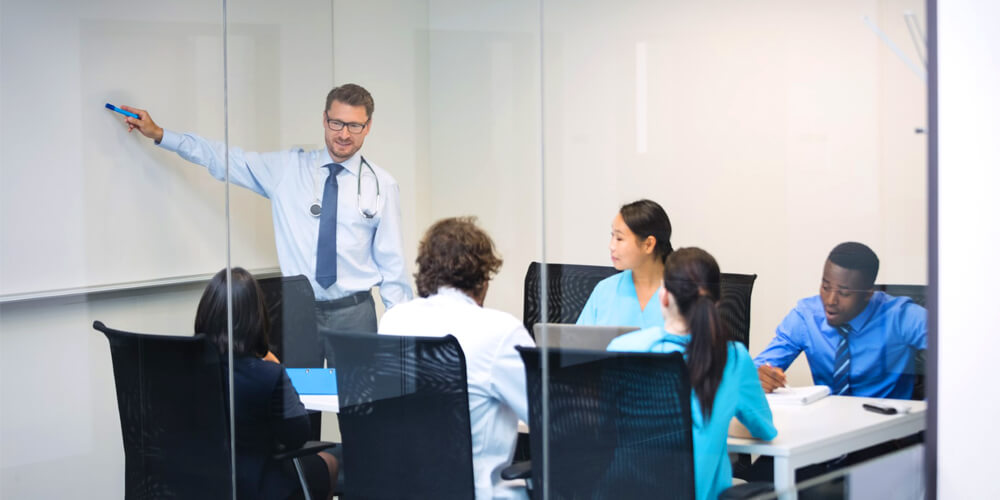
[157,129,183,151]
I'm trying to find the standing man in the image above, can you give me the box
[122,83,413,366]
[754,242,926,399]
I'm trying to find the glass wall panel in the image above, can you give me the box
[539,0,928,498]
[0,0,236,496]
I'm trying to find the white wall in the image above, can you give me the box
[423,0,927,386]
[936,0,1000,496]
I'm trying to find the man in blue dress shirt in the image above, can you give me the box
[121,84,413,367]
[755,242,926,399]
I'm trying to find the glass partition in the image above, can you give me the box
[538,0,928,498]
[0,0,238,496]
[0,0,929,496]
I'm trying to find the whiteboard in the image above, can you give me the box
[0,0,334,296]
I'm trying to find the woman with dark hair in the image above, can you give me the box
[195,267,338,500]
[577,199,674,328]
[379,217,535,500]
[607,248,775,500]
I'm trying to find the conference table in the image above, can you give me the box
[301,394,925,500]
[727,395,926,500]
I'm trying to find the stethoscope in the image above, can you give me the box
[309,156,381,219]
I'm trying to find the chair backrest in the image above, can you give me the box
[876,283,928,307]
[257,274,323,367]
[329,332,475,499]
[522,261,621,334]
[875,283,929,400]
[517,346,695,500]
[523,261,757,347]
[718,273,758,348]
[93,321,232,500]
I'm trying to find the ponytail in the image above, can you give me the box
[686,293,727,418]
[663,248,727,419]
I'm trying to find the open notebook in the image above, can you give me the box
[766,385,830,405]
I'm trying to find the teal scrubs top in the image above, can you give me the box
[608,327,777,500]
[576,270,664,328]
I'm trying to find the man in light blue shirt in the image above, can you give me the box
[121,84,413,366]
[755,242,926,399]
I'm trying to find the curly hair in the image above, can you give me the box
[415,217,503,298]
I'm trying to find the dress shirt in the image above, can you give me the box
[158,130,412,306]
[754,292,927,399]
[608,328,777,500]
[379,287,534,500]
[577,270,664,328]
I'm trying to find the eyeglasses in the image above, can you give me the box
[326,114,369,134]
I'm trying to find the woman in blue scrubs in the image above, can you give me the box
[576,199,673,328]
[607,248,776,500]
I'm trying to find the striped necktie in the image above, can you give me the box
[831,324,852,396]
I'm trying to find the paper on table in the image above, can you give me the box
[766,385,830,405]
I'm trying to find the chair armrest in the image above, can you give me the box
[718,482,774,499]
[273,440,337,461]
[501,460,532,481]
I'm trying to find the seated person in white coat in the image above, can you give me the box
[577,199,674,329]
[378,216,535,500]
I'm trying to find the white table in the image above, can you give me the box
[727,395,926,500]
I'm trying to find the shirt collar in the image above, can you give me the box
[321,149,362,176]
[835,291,881,333]
[434,286,478,306]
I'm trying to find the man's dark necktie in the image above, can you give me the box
[316,163,342,288]
[831,324,852,396]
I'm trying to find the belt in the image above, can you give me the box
[316,290,372,310]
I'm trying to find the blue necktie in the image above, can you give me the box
[831,324,852,396]
[315,163,342,288]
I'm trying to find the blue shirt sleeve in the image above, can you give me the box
[732,344,777,440]
[899,300,928,350]
[158,129,290,198]
[754,306,807,370]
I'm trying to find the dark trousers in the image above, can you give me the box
[316,291,378,368]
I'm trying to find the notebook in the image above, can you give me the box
[766,385,830,405]
[286,367,338,395]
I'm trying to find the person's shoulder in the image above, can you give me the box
[607,326,664,352]
[480,305,527,332]
[361,157,399,185]
[726,341,753,364]
[234,356,284,384]
[593,270,625,291]
[876,291,926,314]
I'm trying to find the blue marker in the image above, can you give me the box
[105,103,139,119]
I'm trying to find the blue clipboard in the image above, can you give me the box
[286,367,337,395]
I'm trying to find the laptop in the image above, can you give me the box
[531,323,639,350]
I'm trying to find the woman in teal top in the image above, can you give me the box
[607,248,776,500]
[577,199,673,328]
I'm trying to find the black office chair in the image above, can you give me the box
[506,347,695,500]
[522,261,620,334]
[718,273,758,348]
[258,274,324,368]
[258,274,326,440]
[328,332,476,499]
[876,283,927,308]
[523,261,757,347]
[94,321,332,500]
[876,283,928,401]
